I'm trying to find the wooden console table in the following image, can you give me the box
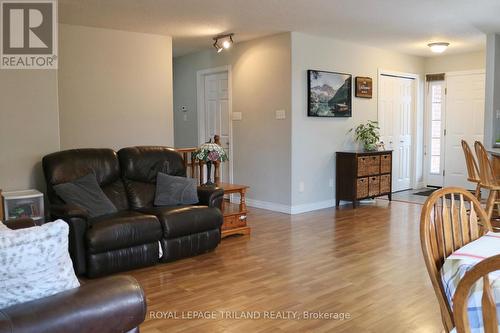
[218,183,250,238]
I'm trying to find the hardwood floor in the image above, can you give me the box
[128,200,443,333]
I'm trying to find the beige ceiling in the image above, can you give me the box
[59,0,500,58]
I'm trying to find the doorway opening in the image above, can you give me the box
[196,65,234,184]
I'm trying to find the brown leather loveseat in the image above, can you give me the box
[43,146,224,278]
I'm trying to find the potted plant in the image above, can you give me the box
[349,120,380,151]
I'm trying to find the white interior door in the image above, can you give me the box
[203,72,231,183]
[443,72,485,188]
[379,75,414,192]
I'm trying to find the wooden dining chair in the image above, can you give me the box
[474,141,500,222]
[462,140,482,199]
[421,187,493,332]
[453,254,500,333]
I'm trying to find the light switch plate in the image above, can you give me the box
[232,112,243,121]
[275,109,286,120]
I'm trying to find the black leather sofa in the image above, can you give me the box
[43,146,224,278]
[0,219,146,333]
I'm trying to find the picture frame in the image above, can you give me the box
[307,70,352,117]
[355,76,373,98]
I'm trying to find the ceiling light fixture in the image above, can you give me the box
[428,42,450,54]
[213,33,234,53]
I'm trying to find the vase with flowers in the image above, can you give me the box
[195,140,228,186]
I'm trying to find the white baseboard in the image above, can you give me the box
[230,196,336,215]
[289,200,336,214]
[243,198,292,214]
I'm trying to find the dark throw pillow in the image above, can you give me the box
[53,173,118,218]
[154,172,199,206]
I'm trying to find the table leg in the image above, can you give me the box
[240,188,247,212]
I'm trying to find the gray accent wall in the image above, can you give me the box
[174,31,490,212]
[173,33,292,206]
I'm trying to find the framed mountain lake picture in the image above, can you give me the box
[307,70,352,117]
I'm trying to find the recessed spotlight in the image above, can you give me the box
[428,42,450,54]
[213,34,234,53]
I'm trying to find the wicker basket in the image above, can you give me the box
[380,174,391,193]
[368,176,380,197]
[381,154,391,174]
[367,156,380,175]
[356,177,369,198]
[357,157,368,176]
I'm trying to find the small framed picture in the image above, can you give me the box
[355,77,373,98]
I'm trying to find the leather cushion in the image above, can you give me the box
[0,275,146,333]
[87,243,159,278]
[86,211,162,254]
[139,206,223,239]
[102,180,130,212]
[123,180,156,210]
[42,148,128,209]
[118,147,186,209]
[160,229,221,263]
[118,146,186,182]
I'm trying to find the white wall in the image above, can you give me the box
[58,24,174,150]
[0,24,174,195]
[290,32,425,209]
[173,33,292,207]
[0,70,60,192]
[424,51,485,74]
[484,34,500,149]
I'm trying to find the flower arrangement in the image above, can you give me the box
[195,141,228,186]
[195,143,228,162]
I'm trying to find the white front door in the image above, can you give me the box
[203,72,231,183]
[379,74,414,192]
[443,72,485,188]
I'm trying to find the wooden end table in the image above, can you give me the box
[218,183,250,238]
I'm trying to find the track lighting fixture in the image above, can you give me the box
[213,33,234,53]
